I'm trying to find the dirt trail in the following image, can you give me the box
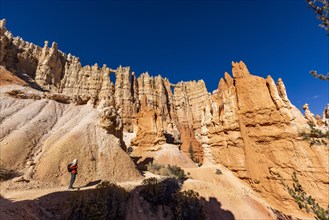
[0,166,280,220]
[0,171,156,203]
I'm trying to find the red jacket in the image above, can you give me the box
[70,165,78,174]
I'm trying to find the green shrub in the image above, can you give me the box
[283,172,329,220]
[127,147,133,154]
[64,181,128,220]
[300,125,329,147]
[167,165,186,180]
[215,169,222,175]
[146,163,186,180]
[146,163,163,173]
[300,125,329,141]
[141,177,181,205]
[141,178,205,219]
[174,190,206,220]
[189,144,199,163]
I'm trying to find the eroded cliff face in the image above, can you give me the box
[1,19,328,216]
[0,19,206,162]
[207,61,328,213]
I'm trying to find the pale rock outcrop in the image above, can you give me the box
[114,66,136,130]
[173,80,209,163]
[0,20,41,80]
[174,80,210,133]
[0,19,115,102]
[99,106,123,140]
[277,78,292,107]
[303,103,317,126]
[137,72,177,134]
[60,62,115,102]
[266,75,286,109]
[35,41,64,89]
[200,96,216,165]
[315,114,324,126]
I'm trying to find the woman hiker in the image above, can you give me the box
[68,159,78,189]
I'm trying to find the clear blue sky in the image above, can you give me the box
[0,0,328,115]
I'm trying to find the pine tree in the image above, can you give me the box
[306,0,329,80]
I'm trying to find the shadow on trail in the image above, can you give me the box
[0,180,237,220]
[81,179,101,188]
[202,197,235,220]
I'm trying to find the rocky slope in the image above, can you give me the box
[0,67,141,185]
[0,18,328,218]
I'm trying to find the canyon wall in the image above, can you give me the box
[0,19,205,162]
[206,61,328,212]
[1,19,328,214]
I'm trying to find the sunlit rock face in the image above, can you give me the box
[207,61,328,213]
[1,19,328,215]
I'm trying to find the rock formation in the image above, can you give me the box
[207,61,328,214]
[35,41,64,89]
[303,103,318,126]
[131,95,166,149]
[323,104,329,126]
[0,19,207,163]
[172,80,210,164]
[0,19,328,218]
[0,87,141,184]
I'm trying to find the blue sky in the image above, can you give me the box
[0,0,328,115]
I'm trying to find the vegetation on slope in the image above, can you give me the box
[146,163,186,180]
[300,124,329,146]
[282,172,329,220]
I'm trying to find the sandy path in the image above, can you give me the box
[0,171,159,203]
[0,166,304,219]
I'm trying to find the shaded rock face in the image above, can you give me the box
[207,61,328,213]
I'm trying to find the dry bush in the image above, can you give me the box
[146,163,186,180]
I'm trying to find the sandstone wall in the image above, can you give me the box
[207,61,328,213]
[1,19,328,215]
[0,20,207,162]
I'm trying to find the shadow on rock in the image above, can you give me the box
[130,156,154,173]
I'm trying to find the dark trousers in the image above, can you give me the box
[69,173,76,188]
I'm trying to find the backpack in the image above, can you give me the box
[67,163,72,172]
